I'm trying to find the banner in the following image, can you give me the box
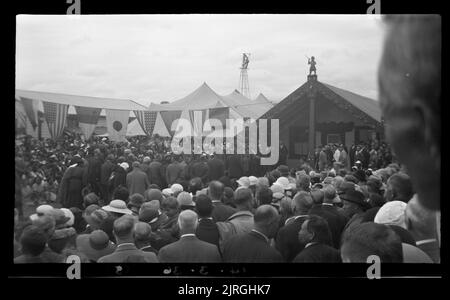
[42,101,69,139]
[106,109,130,142]
[75,106,102,139]
[160,110,182,135]
[134,110,157,136]
[152,112,171,137]
[20,97,38,130]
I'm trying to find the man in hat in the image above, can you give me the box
[194,194,220,249]
[341,190,370,237]
[275,191,313,262]
[309,185,348,249]
[98,215,158,263]
[128,193,145,216]
[58,155,86,209]
[76,229,116,262]
[165,155,183,186]
[209,181,237,222]
[216,188,254,251]
[207,154,225,181]
[14,225,49,263]
[222,205,283,263]
[158,210,221,262]
[294,215,341,262]
[148,154,164,188]
[100,154,115,202]
[127,161,150,197]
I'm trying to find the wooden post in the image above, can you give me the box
[308,94,315,158]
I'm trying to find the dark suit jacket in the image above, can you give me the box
[158,235,221,263]
[196,218,220,249]
[293,243,342,263]
[212,201,237,222]
[222,230,283,263]
[97,244,158,263]
[207,158,225,181]
[275,215,308,262]
[309,204,348,249]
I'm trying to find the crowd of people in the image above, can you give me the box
[13,132,439,264]
[13,15,441,265]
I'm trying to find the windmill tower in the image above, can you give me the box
[239,53,251,99]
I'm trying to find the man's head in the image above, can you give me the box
[298,215,332,247]
[253,205,280,239]
[378,15,440,211]
[19,225,47,257]
[113,215,137,242]
[256,186,273,206]
[322,185,337,204]
[83,193,99,208]
[296,174,311,192]
[178,209,198,235]
[161,196,179,218]
[112,186,130,203]
[195,194,213,219]
[385,172,414,203]
[234,188,254,211]
[341,222,403,263]
[133,222,152,245]
[208,181,224,201]
[292,191,313,215]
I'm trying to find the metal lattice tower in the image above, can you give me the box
[239,53,251,99]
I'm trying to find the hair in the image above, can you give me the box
[305,215,333,246]
[253,205,279,234]
[20,225,47,256]
[387,172,414,202]
[234,188,253,207]
[256,186,273,206]
[112,186,130,203]
[296,174,311,192]
[83,192,99,208]
[134,222,152,243]
[322,185,337,204]
[195,194,213,218]
[178,209,198,233]
[208,181,224,201]
[292,191,313,215]
[113,215,137,239]
[341,222,403,263]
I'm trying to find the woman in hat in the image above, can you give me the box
[58,156,86,209]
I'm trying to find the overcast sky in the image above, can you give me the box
[16,14,385,106]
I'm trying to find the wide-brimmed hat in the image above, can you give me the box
[339,190,368,208]
[249,176,258,186]
[49,209,71,228]
[170,183,184,194]
[237,177,250,188]
[76,230,116,262]
[29,204,54,221]
[102,200,132,215]
[60,208,75,227]
[85,209,109,228]
[139,207,160,224]
[374,201,407,228]
[275,177,291,190]
[277,165,289,176]
[270,183,285,194]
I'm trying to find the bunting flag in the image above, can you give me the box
[19,97,38,130]
[152,112,171,137]
[75,106,102,139]
[42,101,69,139]
[160,110,182,136]
[133,110,157,136]
[189,109,207,136]
[106,109,130,142]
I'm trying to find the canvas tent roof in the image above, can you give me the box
[148,82,229,112]
[221,90,260,119]
[15,89,147,111]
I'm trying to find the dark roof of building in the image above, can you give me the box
[261,78,382,125]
